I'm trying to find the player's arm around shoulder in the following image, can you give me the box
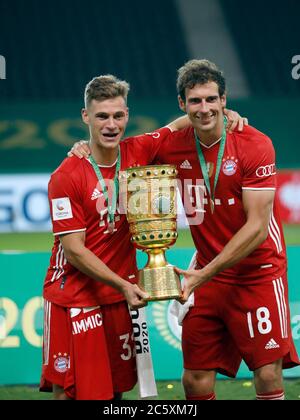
[166,110,248,132]
[166,115,190,131]
[67,141,90,159]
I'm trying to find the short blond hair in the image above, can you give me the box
[84,74,130,108]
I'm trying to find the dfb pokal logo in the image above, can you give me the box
[0,55,6,80]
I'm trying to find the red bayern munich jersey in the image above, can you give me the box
[156,125,287,284]
[44,128,170,307]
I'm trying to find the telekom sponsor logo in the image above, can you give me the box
[256,163,276,178]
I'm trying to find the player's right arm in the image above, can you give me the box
[49,165,148,309]
[59,231,148,309]
[67,116,191,159]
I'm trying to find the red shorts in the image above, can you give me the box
[182,274,300,377]
[40,301,113,399]
[40,300,136,398]
[101,301,137,393]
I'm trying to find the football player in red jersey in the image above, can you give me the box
[41,75,193,400]
[70,62,299,400]
[41,76,144,400]
[63,74,247,400]
[169,60,299,400]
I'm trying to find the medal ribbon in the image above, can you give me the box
[89,147,121,225]
[194,117,227,213]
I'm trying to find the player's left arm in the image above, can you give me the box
[68,109,249,158]
[204,188,274,272]
[177,189,274,300]
[223,108,248,133]
[167,109,248,132]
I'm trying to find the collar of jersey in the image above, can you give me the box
[85,157,118,168]
[199,136,222,149]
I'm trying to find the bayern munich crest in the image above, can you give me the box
[222,157,238,176]
[53,354,69,373]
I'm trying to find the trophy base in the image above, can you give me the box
[139,265,182,301]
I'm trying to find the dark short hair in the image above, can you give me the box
[177,59,226,100]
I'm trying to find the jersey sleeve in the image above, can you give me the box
[130,126,172,164]
[48,170,86,235]
[241,134,277,190]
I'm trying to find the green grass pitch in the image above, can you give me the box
[1,379,300,400]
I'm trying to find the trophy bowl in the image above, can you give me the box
[120,164,182,301]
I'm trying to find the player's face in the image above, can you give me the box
[82,97,129,150]
[178,81,226,134]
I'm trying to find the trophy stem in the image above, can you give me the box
[139,248,182,301]
[144,248,168,269]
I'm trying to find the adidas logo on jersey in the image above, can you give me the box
[265,338,280,350]
[180,160,192,169]
[91,188,102,200]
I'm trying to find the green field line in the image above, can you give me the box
[1,379,300,400]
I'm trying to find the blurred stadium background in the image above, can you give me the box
[0,0,300,400]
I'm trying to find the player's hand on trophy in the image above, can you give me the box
[175,267,210,302]
[123,283,149,309]
[67,140,91,159]
[223,108,248,133]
